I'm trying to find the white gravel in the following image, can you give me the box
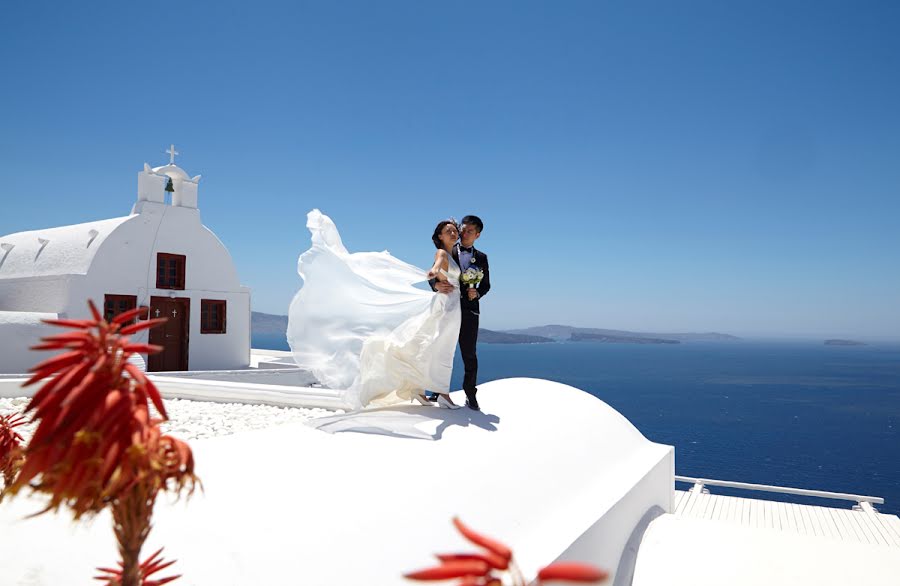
[0,396,339,443]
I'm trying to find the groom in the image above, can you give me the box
[435,215,490,410]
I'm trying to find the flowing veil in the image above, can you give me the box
[287,210,435,408]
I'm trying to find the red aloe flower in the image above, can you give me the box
[452,517,513,562]
[456,579,502,586]
[95,547,181,586]
[537,562,609,583]
[405,517,608,586]
[5,301,181,514]
[1,301,199,586]
[405,559,492,581]
[436,552,509,571]
[0,413,27,486]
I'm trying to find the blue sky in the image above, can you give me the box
[1,1,898,338]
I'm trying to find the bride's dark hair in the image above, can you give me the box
[432,219,458,249]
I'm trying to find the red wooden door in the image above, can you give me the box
[148,296,190,372]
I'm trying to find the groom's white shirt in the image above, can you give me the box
[457,244,474,271]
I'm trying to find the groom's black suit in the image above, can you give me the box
[452,245,491,405]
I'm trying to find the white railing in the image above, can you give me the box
[674,475,884,506]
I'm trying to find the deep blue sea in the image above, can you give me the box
[254,335,900,515]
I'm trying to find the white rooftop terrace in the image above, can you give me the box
[2,373,899,585]
[0,378,673,585]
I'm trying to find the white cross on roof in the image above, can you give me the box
[166,144,179,165]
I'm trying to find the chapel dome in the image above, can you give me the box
[151,163,192,182]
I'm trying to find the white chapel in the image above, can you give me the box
[0,146,250,374]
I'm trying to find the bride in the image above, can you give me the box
[287,210,463,410]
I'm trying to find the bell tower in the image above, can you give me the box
[133,144,202,213]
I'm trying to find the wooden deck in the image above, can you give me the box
[674,489,900,548]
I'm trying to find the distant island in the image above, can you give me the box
[251,313,739,346]
[250,311,556,344]
[251,311,291,335]
[570,333,679,344]
[506,325,739,343]
[825,339,867,346]
[479,329,554,344]
[251,312,554,345]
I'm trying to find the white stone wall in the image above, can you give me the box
[0,275,73,313]
[189,290,251,371]
[0,312,58,374]
[1,200,250,373]
[65,202,250,371]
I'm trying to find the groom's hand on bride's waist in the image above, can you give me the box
[435,281,454,294]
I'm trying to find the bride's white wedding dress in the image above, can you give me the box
[287,210,461,410]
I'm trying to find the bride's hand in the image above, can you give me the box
[427,269,447,281]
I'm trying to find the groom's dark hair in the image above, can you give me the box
[461,215,484,233]
[432,220,459,249]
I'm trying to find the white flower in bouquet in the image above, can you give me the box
[460,267,484,289]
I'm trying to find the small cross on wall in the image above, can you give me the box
[172,309,178,317]
[154,309,161,318]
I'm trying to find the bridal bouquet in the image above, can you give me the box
[460,267,484,290]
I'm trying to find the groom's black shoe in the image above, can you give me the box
[465,397,480,411]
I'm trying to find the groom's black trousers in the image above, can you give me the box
[459,308,480,399]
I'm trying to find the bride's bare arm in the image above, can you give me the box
[426,249,449,281]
